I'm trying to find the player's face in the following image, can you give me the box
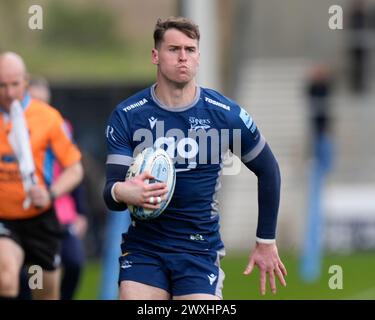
[152,28,200,86]
[0,67,27,112]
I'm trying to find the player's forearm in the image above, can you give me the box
[256,160,280,240]
[245,143,281,241]
[103,163,128,211]
[50,161,83,199]
[103,181,128,211]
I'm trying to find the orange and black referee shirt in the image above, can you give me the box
[0,93,81,220]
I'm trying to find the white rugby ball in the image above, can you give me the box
[126,147,176,220]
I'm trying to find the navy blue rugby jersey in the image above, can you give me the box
[105,84,266,253]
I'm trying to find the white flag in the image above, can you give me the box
[7,100,37,209]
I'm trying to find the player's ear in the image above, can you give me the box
[152,48,159,65]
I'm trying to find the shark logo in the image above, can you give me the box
[207,273,217,285]
[189,117,211,131]
[148,117,158,129]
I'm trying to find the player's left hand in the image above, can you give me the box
[29,185,51,208]
[243,242,287,295]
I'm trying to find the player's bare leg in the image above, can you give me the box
[0,238,24,297]
[119,280,170,300]
[32,268,61,300]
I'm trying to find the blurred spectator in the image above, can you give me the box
[28,77,51,103]
[306,65,334,170]
[346,0,370,93]
[300,64,335,282]
[18,77,88,300]
[53,120,88,300]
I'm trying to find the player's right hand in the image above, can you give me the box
[114,171,168,209]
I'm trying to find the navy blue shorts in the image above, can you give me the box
[118,249,225,298]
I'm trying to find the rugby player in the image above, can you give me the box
[103,17,287,300]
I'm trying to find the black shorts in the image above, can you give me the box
[0,208,63,271]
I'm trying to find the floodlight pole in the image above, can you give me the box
[179,0,221,91]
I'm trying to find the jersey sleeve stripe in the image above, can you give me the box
[241,135,266,164]
[106,154,133,166]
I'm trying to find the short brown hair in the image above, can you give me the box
[153,16,200,48]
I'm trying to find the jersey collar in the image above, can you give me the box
[150,83,201,112]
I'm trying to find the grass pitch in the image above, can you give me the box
[75,252,375,300]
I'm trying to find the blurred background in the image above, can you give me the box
[2,0,375,299]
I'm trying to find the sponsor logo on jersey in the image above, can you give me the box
[1,154,17,163]
[189,117,211,130]
[175,162,197,172]
[120,260,133,269]
[148,116,158,129]
[105,125,116,141]
[239,107,257,133]
[122,98,148,112]
[190,233,205,241]
[205,97,230,111]
[207,273,217,285]
[239,107,252,129]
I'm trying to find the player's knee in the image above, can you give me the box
[0,268,19,297]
